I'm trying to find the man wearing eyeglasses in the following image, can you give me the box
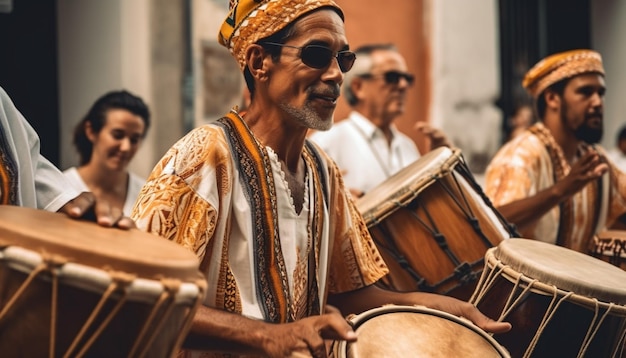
[132,1,510,357]
[309,43,449,198]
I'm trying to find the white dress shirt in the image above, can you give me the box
[309,111,420,194]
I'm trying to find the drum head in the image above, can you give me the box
[493,239,626,304]
[0,206,200,280]
[356,147,461,226]
[337,305,509,358]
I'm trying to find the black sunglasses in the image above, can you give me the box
[360,71,415,86]
[262,42,356,73]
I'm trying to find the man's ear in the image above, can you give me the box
[350,77,366,101]
[544,89,561,109]
[244,44,269,81]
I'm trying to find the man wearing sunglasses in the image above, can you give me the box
[132,1,510,357]
[310,43,450,198]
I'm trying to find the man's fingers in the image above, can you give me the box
[461,303,512,334]
[58,192,135,229]
[59,192,96,218]
[318,313,356,342]
[115,216,136,229]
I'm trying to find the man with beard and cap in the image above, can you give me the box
[484,49,626,253]
[131,0,510,357]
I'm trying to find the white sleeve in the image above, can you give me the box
[0,86,81,211]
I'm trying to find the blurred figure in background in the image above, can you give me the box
[505,101,535,142]
[606,125,626,172]
[64,90,150,216]
[310,43,449,198]
[0,85,134,227]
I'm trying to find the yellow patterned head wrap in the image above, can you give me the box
[522,49,605,98]
[218,0,344,71]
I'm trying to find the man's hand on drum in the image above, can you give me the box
[264,305,356,358]
[58,192,135,229]
[424,293,512,334]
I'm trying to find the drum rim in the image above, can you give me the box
[333,304,511,357]
[476,244,626,313]
[0,206,202,280]
[0,245,206,304]
[356,147,462,227]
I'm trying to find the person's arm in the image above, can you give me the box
[58,191,134,229]
[415,121,453,152]
[183,305,356,357]
[327,284,511,334]
[497,150,608,233]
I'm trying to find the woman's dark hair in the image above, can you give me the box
[73,90,150,165]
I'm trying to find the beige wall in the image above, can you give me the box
[57,0,185,178]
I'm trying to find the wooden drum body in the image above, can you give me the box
[331,305,510,358]
[0,206,206,358]
[356,147,517,300]
[470,239,626,358]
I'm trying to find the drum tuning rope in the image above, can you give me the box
[577,300,614,358]
[0,250,67,358]
[130,278,181,357]
[65,271,135,358]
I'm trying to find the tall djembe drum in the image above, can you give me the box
[356,147,518,300]
[0,206,206,357]
[470,238,626,357]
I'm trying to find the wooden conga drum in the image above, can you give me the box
[330,305,510,357]
[357,147,518,300]
[470,238,626,357]
[0,206,206,357]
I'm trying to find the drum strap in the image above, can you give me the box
[453,156,521,237]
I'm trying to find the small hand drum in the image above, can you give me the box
[0,206,206,357]
[330,305,510,357]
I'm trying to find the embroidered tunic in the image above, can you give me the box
[132,110,388,326]
[485,123,626,252]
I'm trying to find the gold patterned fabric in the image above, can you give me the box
[522,49,605,98]
[218,0,343,70]
[0,143,17,205]
[485,123,626,252]
[131,108,387,327]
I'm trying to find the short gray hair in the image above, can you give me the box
[343,43,398,106]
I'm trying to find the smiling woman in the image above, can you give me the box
[63,90,151,216]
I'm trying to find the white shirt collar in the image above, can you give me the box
[348,111,400,142]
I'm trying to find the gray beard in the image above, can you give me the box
[280,103,333,131]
